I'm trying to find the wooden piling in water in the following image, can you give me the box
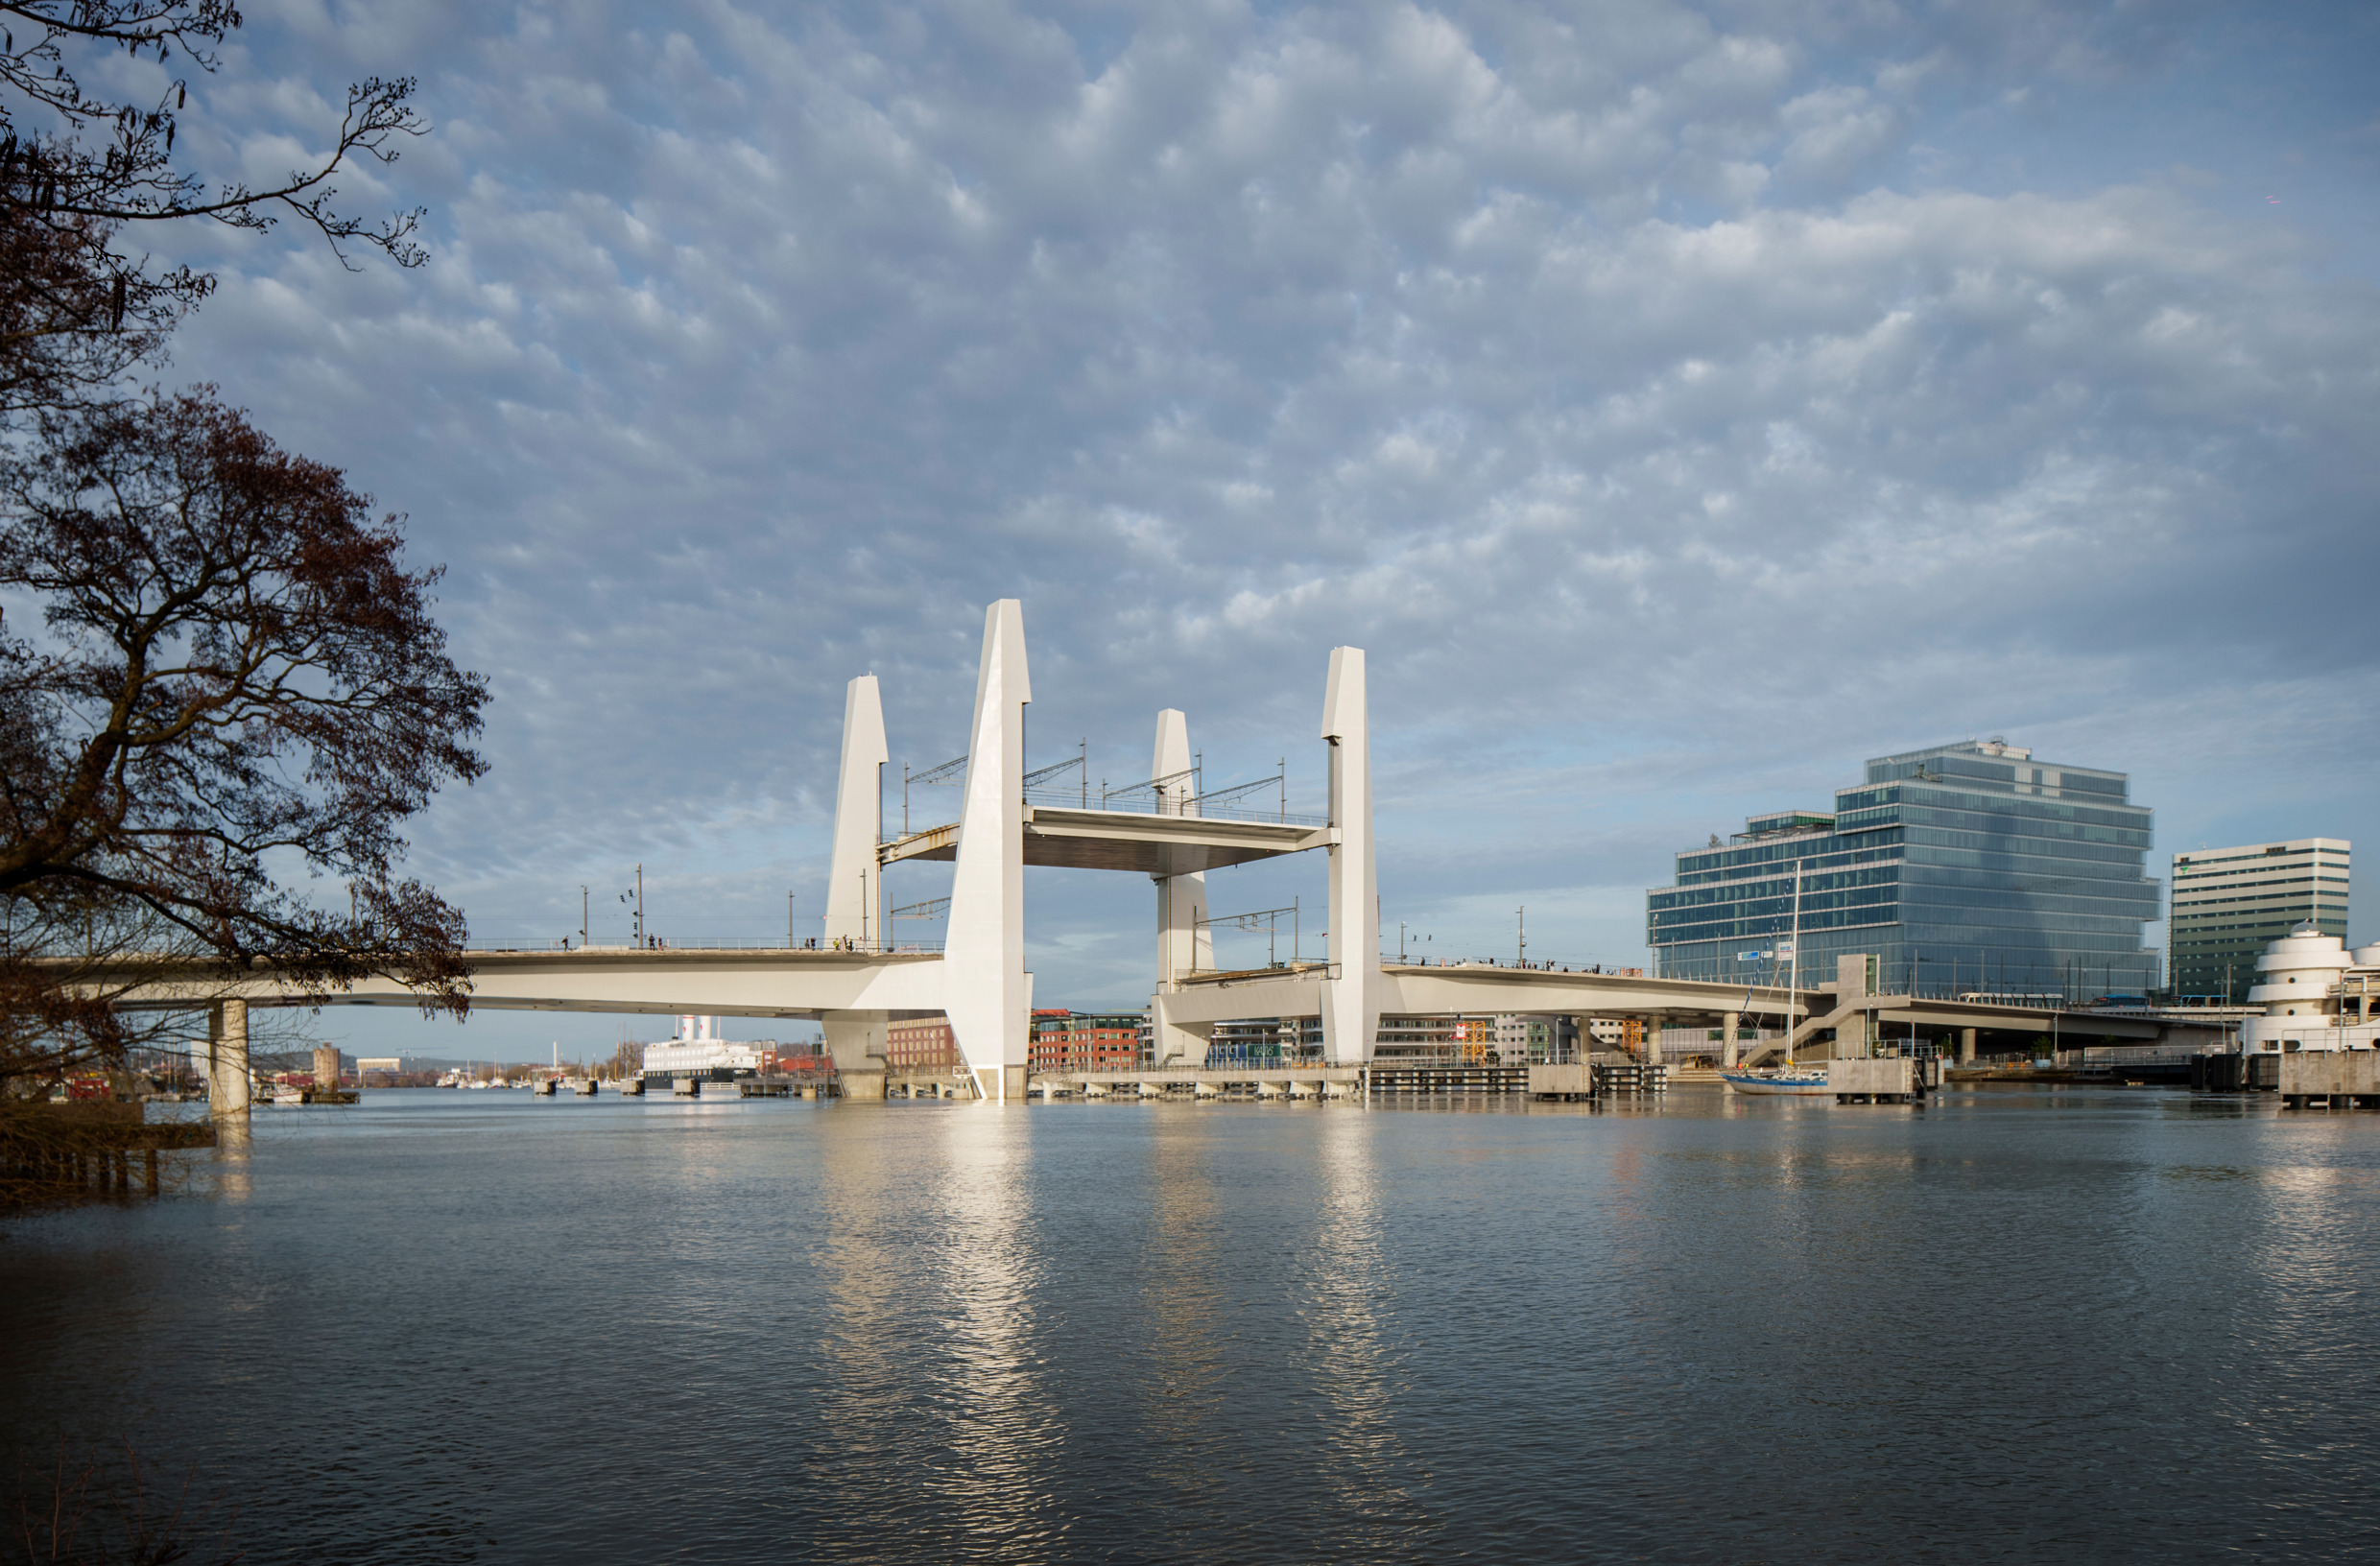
[4,1103,216,1201]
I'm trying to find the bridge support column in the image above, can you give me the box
[823,1010,889,1101]
[1721,1010,1741,1069]
[1960,1027,1977,1064]
[1151,992,1215,1073]
[206,1000,251,1120]
[824,675,888,950]
[1320,648,1379,1067]
[1151,709,1213,1069]
[1641,1015,1661,1067]
[1838,954,1875,1058]
[944,601,1033,1102]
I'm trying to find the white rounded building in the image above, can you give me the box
[2240,922,2380,1052]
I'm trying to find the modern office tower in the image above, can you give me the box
[2168,839,2350,1002]
[1647,739,2161,999]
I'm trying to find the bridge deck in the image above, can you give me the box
[881,805,1332,874]
[1161,963,1808,1026]
[91,946,948,1019]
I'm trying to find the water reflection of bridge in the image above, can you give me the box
[98,598,2233,1110]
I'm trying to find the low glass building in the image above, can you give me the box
[1647,739,2160,999]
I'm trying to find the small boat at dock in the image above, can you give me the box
[1719,1068,1833,1096]
[1717,860,1831,1097]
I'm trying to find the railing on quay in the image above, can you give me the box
[1368,1047,1533,1066]
[1197,1049,1319,1070]
[2072,1043,2226,1065]
[1050,1059,1336,1078]
[1966,1042,2230,1071]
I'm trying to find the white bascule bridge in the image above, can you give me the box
[108,598,1833,1109]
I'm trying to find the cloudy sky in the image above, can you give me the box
[121,1,2380,1056]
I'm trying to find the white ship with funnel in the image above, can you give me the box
[639,1015,769,1091]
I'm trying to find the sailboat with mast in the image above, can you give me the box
[1720,858,1833,1096]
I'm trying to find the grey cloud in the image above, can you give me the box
[118,1,2380,1044]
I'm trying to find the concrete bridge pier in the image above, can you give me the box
[1319,647,1380,1066]
[943,600,1034,1102]
[1837,954,1876,1057]
[1960,1027,1977,1064]
[1150,708,1213,1071]
[824,675,888,951]
[823,1010,889,1101]
[1721,1009,1741,1069]
[206,999,251,1141]
[205,998,250,1115]
[1150,993,1214,1077]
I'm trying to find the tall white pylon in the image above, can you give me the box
[823,675,887,949]
[1149,708,1213,1068]
[1321,647,1379,1065]
[943,601,1032,1101]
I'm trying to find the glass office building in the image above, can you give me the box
[1647,740,2160,999]
[2169,839,2350,1003]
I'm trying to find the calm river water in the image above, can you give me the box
[5,1086,2379,1563]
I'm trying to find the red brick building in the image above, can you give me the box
[886,1016,960,1073]
[1029,1009,1145,1072]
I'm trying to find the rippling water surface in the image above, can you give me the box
[5,1087,2379,1563]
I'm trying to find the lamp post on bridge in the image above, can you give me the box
[618,865,643,946]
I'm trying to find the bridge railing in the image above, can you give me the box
[1646,971,2191,1010]
[1021,783,1327,827]
[461,937,945,955]
[1382,954,1654,977]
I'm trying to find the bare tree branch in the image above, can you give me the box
[0,389,488,1024]
[0,4,430,420]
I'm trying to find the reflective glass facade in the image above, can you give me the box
[2168,839,2349,1003]
[1648,741,2160,997]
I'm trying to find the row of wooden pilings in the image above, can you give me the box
[5,1141,162,1197]
[2,1104,219,1203]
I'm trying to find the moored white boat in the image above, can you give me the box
[1719,1068,1832,1097]
[1718,859,1831,1097]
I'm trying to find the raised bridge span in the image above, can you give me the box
[98,598,2221,1106]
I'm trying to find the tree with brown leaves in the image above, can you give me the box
[0,391,487,1044]
[0,9,474,1104]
